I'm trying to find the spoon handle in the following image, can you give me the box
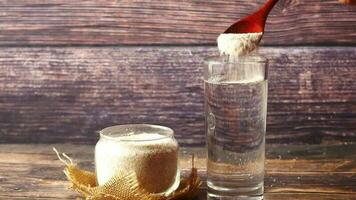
[260,0,280,19]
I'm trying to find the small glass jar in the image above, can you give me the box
[95,124,180,195]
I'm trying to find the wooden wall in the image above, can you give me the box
[0,0,355,146]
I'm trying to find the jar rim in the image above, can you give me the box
[99,124,174,142]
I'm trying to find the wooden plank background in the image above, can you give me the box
[0,0,356,46]
[0,2,355,200]
[0,47,355,145]
[0,0,355,145]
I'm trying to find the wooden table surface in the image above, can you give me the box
[0,143,355,200]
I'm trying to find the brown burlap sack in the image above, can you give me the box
[54,148,201,200]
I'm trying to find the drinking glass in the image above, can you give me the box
[205,55,268,200]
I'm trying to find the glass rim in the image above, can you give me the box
[99,124,174,142]
[205,54,268,65]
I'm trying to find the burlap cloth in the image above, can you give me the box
[54,148,201,200]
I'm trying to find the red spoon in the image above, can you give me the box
[224,0,279,34]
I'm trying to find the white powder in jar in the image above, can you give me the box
[95,133,179,194]
[217,32,263,59]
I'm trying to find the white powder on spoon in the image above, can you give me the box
[215,32,264,83]
[217,32,263,59]
[95,133,179,194]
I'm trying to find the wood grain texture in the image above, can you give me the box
[0,144,355,199]
[0,46,355,145]
[1,0,356,46]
